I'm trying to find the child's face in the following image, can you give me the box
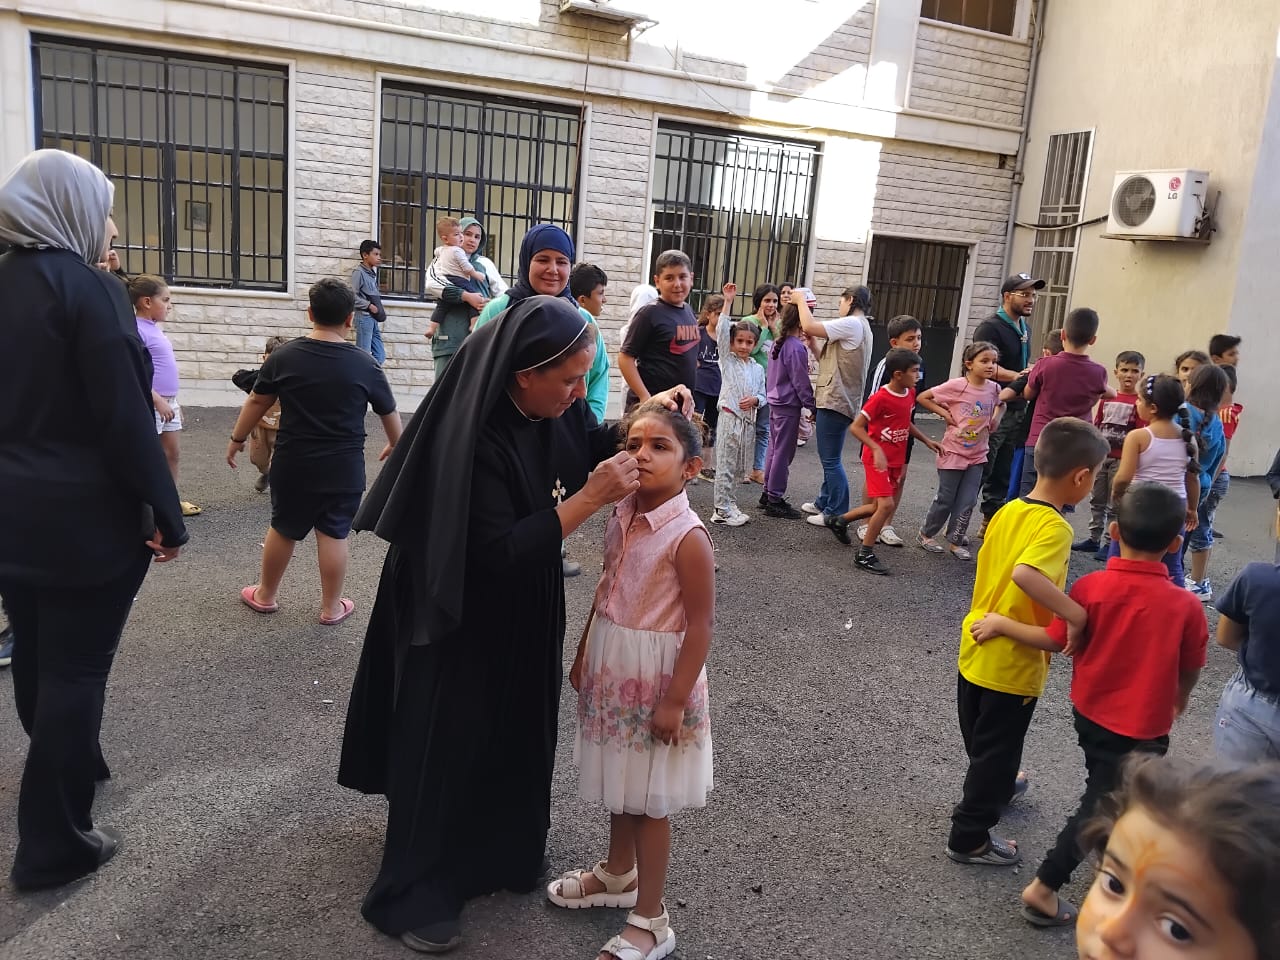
[577,283,607,318]
[141,288,172,321]
[362,248,382,268]
[1177,358,1202,388]
[890,329,923,352]
[968,349,998,381]
[757,292,779,320]
[1076,805,1257,960]
[731,330,757,359]
[1214,347,1240,367]
[1116,363,1143,394]
[441,228,463,247]
[1135,396,1157,423]
[892,364,921,390]
[625,415,699,494]
[654,265,693,306]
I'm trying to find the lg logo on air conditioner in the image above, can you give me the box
[1168,175,1182,199]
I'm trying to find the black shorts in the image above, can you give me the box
[904,434,916,465]
[269,488,362,541]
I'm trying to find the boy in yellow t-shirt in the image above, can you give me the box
[946,418,1109,867]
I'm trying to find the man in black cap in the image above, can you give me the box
[972,272,1046,534]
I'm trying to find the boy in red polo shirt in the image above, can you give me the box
[971,481,1206,928]
[824,348,940,575]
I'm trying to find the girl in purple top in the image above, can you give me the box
[762,302,816,518]
[131,275,199,516]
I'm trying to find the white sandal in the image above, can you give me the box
[546,860,639,909]
[599,905,677,960]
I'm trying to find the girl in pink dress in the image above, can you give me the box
[547,401,715,960]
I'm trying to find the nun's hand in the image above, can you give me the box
[651,385,695,417]
[583,451,640,507]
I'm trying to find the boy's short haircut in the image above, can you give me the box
[264,335,289,355]
[1116,350,1146,369]
[1033,417,1109,480]
[359,239,380,257]
[886,314,922,340]
[653,249,692,274]
[569,262,608,300]
[435,216,460,238]
[1220,363,1238,392]
[883,347,923,377]
[1064,307,1100,346]
[1208,333,1242,358]
[730,321,760,345]
[1046,328,1066,356]
[1115,482,1186,553]
[309,277,356,327]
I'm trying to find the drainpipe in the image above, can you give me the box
[1002,0,1048,276]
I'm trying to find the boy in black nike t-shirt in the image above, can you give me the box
[619,249,700,410]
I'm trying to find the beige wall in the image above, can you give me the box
[1011,0,1280,474]
[0,0,1031,414]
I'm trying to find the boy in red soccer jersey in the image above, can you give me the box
[824,348,940,574]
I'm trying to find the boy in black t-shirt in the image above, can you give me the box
[227,278,402,626]
[619,249,700,410]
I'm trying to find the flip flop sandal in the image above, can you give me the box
[546,860,639,909]
[180,501,202,517]
[1021,896,1078,927]
[319,598,355,626]
[240,586,278,614]
[945,834,1021,866]
[599,906,676,960]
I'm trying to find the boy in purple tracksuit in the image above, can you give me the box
[763,299,816,519]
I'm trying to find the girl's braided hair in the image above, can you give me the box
[1179,363,1229,474]
[1143,374,1198,474]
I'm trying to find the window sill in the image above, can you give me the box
[918,17,1030,44]
[168,286,294,300]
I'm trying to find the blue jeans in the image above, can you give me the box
[753,401,769,472]
[813,409,853,517]
[355,312,385,365]
[1215,669,1280,762]
[1189,470,1229,552]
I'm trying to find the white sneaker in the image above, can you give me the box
[800,502,820,515]
[879,525,905,547]
[856,524,869,541]
[805,512,828,527]
[711,508,749,527]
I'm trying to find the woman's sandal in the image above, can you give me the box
[598,906,677,960]
[546,860,639,909]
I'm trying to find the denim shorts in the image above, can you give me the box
[1214,669,1280,763]
[1188,471,1228,553]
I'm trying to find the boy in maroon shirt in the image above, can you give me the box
[1074,349,1146,558]
[1017,308,1115,496]
[824,348,940,575]
[971,482,1206,928]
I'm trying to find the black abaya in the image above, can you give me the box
[341,397,617,934]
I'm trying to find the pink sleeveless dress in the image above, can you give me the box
[575,489,714,818]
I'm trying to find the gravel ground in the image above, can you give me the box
[0,407,1270,960]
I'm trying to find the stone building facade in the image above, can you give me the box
[0,0,1035,412]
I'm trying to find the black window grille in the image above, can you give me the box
[1030,130,1092,354]
[32,37,288,290]
[649,122,819,316]
[866,236,970,388]
[920,0,1017,35]
[378,84,581,299]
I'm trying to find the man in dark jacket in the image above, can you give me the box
[972,272,1045,534]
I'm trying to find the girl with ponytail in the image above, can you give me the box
[1181,363,1230,601]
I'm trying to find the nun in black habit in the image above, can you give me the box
[339,293,692,953]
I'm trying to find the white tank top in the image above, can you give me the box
[1133,427,1189,499]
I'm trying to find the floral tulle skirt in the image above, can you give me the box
[574,615,713,818]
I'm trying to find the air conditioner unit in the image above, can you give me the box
[1105,169,1209,239]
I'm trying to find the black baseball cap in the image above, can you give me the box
[1001,273,1046,295]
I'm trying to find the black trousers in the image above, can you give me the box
[979,405,1026,520]
[1,550,150,890]
[1036,709,1168,890]
[949,673,1038,852]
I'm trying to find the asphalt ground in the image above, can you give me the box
[1,407,1273,960]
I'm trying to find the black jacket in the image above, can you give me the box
[973,309,1028,411]
[0,248,187,586]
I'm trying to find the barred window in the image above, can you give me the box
[33,37,288,290]
[1030,130,1093,352]
[921,0,1017,35]
[649,122,819,316]
[378,85,581,299]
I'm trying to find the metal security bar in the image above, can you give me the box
[649,122,819,316]
[920,0,1017,35]
[378,84,581,299]
[32,37,288,290]
[866,236,969,388]
[1030,130,1093,352]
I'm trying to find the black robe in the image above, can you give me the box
[339,396,617,934]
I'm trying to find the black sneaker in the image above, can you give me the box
[855,547,890,575]
[1071,537,1100,553]
[763,498,803,520]
[824,514,852,545]
[758,491,769,509]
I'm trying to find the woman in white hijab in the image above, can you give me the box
[0,149,187,891]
